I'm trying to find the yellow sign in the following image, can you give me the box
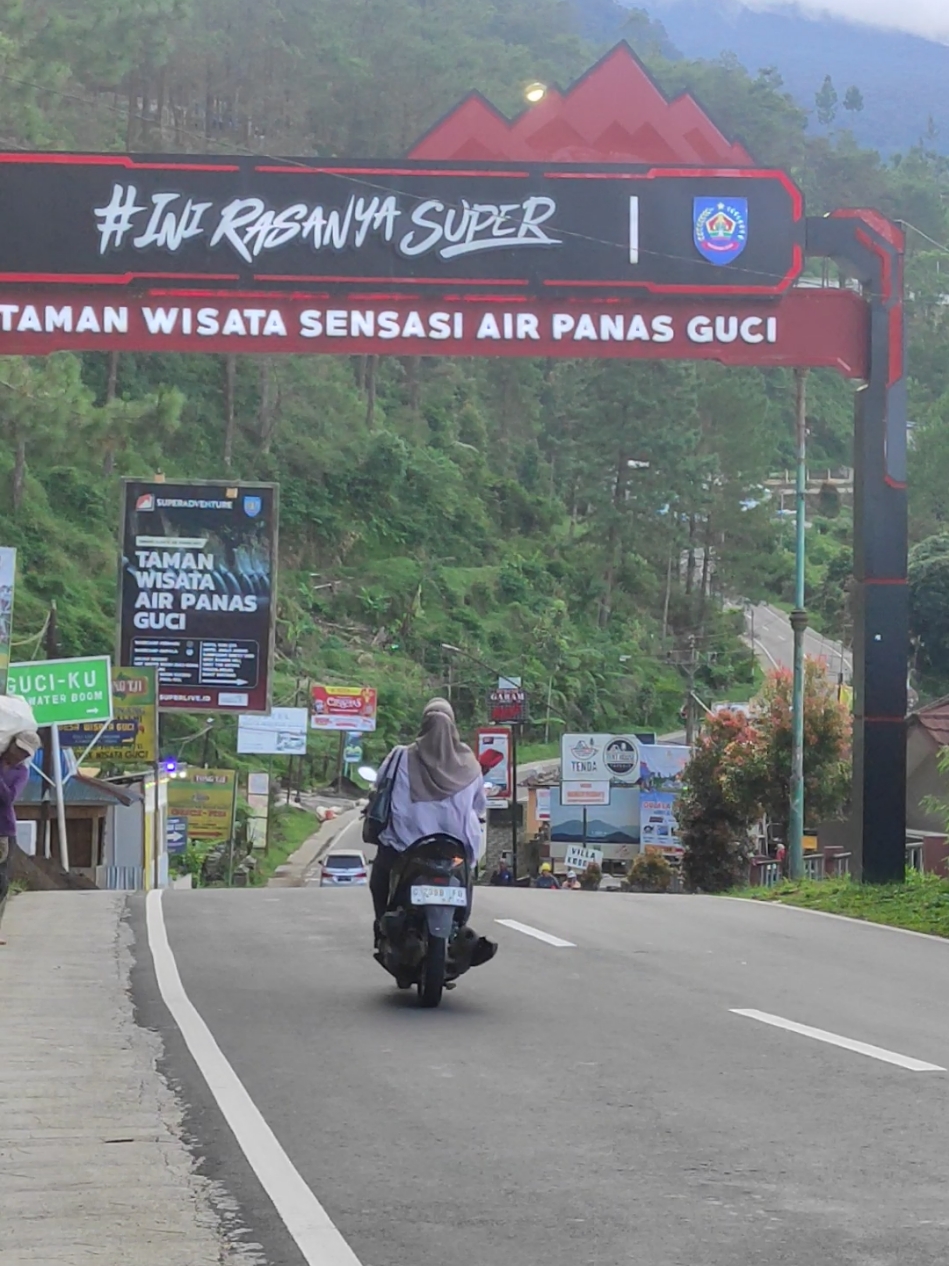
[59,666,157,765]
[167,770,237,846]
[839,685,853,711]
[803,833,819,853]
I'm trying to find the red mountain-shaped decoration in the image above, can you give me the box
[409,43,754,167]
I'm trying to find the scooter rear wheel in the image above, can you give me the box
[417,935,446,1008]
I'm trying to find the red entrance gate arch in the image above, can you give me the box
[0,44,906,880]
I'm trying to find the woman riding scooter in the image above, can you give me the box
[370,698,497,966]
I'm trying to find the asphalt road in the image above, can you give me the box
[746,602,852,684]
[134,886,949,1266]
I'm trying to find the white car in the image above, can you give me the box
[319,851,369,887]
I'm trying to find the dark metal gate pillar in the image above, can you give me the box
[807,212,908,882]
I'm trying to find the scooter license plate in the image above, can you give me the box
[410,885,467,907]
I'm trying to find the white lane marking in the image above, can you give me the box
[495,918,576,948]
[732,1008,945,1072]
[146,890,363,1266]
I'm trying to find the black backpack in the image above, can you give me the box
[361,747,406,846]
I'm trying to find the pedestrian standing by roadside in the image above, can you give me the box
[489,857,514,886]
[0,731,41,945]
[534,862,560,889]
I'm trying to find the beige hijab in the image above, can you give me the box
[406,698,482,803]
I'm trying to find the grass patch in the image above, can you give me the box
[731,872,949,938]
[517,741,560,765]
[252,807,321,885]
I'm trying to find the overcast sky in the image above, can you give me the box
[738,0,949,42]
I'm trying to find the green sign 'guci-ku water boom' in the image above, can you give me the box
[7,655,113,727]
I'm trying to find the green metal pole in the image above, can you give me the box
[789,369,808,881]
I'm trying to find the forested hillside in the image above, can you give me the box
[1,0,948,757]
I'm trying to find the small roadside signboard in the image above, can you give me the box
[564,844,604,872]
[7,655,113,727]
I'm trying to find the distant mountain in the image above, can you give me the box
[637,1,949,154]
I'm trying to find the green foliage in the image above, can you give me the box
[627,852,672,892]
[909,534,949,685]
[680,665,850,891]
[815,75,838,127]
[578,862,602,890]
[0,0,946,745]
[740,871,949,939]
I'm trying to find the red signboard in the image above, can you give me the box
[0,287,869,377]
[310,684,378,733]
[489,688,528,724]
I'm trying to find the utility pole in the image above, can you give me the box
[684,634,698,747]
[510,723,519,881]
[789,369,809,882]
[44,601,69,872]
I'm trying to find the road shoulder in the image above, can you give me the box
[0,891,261,1266]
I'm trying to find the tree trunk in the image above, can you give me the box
[126,77,139,150]
[365,355,377,429]
[662,534,675,640]
[257,356,279,453]
[403,356,420,412]
[599,451,629,628]
[223,353,237,466]
[12,434,26,511]
[105,350,119,403]
[685,514,697,595]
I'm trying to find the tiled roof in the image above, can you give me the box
[912,695,949,748]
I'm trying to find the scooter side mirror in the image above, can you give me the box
[358,765,378,784]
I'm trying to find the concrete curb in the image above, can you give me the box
[268,809,361,887]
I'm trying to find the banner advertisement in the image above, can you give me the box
[343,734,363,765]
[550,785,640,861]
[237,707,308,755]
[166,769,237,846]
[0,154,803,297]
[476,726,512,806]
[638,745,690,791]
[536,787,551,822]
[246,771,270,850]
[640,791,683,855]
[58,666,157,765]
[118,480,278,714]
[0,547,15,694]
[561,733,642,785]
[310,685,377,733]
[7,655,113,727]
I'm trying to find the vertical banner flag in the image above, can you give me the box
[118,480,278,713]
[476,726,512,806]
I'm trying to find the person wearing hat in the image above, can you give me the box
[534,862,560,889]
[562,869,581,890]
[0,731,41,943]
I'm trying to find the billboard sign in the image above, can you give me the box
[560,733,642,785]
[166,816,189,854]
[58,666,157,764]
[488,687,528,724]
[476,726,512,806]
[0,155,803,297]
[118,480,278,713]
[559,781,611,807]
[638,745,690,791]
[237,707,308,755]
[640,791,682,855]
[0,547,15,694]
[310,684,377,733]
[166,769,237,846]
[343,734,363,765]
[7,655,113,727]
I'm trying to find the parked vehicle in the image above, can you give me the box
[320,851,369,887]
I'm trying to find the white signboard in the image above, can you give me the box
[536,787,551,822]
[564,844,604,872]
[237,707,308,755]
[560,780,611,807]
[561,733,642,784]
